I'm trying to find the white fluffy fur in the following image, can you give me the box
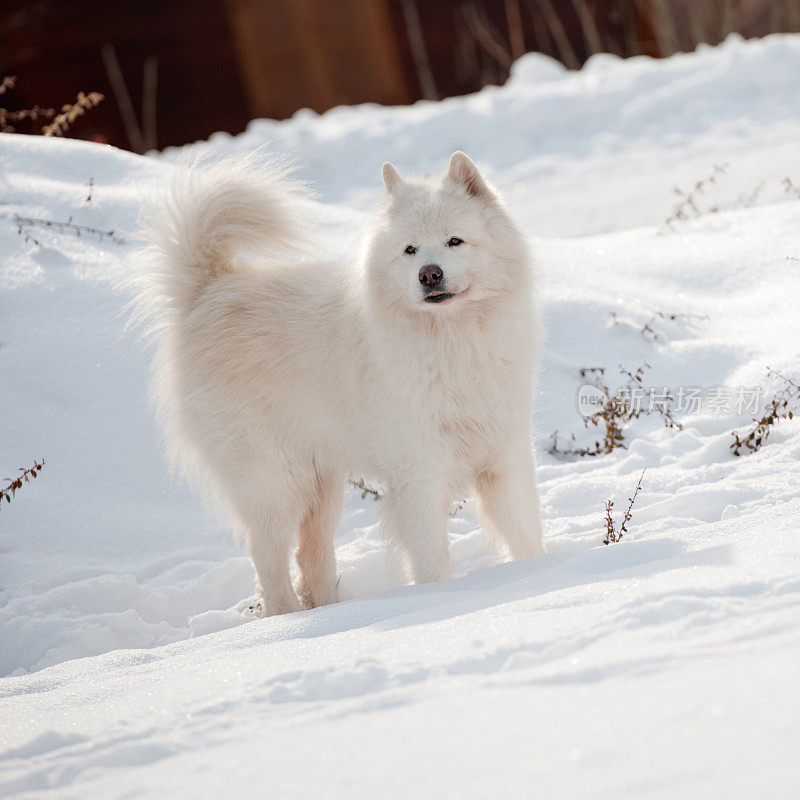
[135,151,543,615]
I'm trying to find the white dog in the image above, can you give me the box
[136,151,543,616]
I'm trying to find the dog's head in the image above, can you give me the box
[364,152,529,316]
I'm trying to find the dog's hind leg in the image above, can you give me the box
[229,479,303,616]
[246,507,303,616]
[295,474,344,609]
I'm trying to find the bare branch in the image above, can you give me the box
[42,91,104,137]
[1,459,45,509]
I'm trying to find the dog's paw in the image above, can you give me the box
[247,589,302,617]
[294,576,339,610]
[246,598,263,617]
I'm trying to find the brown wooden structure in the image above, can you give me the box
[1,0,796,152]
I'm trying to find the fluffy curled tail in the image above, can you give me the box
[135,153,306,321]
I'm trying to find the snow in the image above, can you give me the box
[2,32,800,798]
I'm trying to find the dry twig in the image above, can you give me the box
[349,477,465,517]
[42,91,104,137]
[0,76,56,133]
[10,213,125,245]
[611,310,708,344]
[783,176,800,200]
[603,469,645,544]
[660,163,729,232]
[1,459,45,509]
[730,369,800,456]
[550,362,681,458]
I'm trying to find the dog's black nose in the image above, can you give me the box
[419,264,444,287]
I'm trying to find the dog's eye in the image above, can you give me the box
[404,245,417,255]
[446,237,463,247]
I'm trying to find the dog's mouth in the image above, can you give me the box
[423,287,469,304]
[424,292,455,304]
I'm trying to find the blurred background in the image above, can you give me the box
[2,0,799,152]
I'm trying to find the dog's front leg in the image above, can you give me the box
[383,479,452,584]
[476,447,544,560]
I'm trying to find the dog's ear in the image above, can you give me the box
[382,162,403,193]
[446,152,493,200]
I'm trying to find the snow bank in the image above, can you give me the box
[1,33,799,798]
[169,33,800,236]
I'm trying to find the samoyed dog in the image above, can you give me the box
[136,151,543,616]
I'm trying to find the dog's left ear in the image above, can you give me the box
[446,152,493,200]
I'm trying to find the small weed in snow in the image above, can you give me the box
[782,176,800,200]
[610,310,708,344]
[660,166,800,234]
[1,459,45,509]
[659,163,729,233]
[603,469,645,545]
[10,213,125,246]
[550,362,681,458]
[730,369,800,456]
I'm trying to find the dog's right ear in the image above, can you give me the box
[382,162,403,193]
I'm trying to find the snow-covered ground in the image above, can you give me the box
[2,33,800,798]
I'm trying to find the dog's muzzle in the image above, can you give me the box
[419,264,455,303]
